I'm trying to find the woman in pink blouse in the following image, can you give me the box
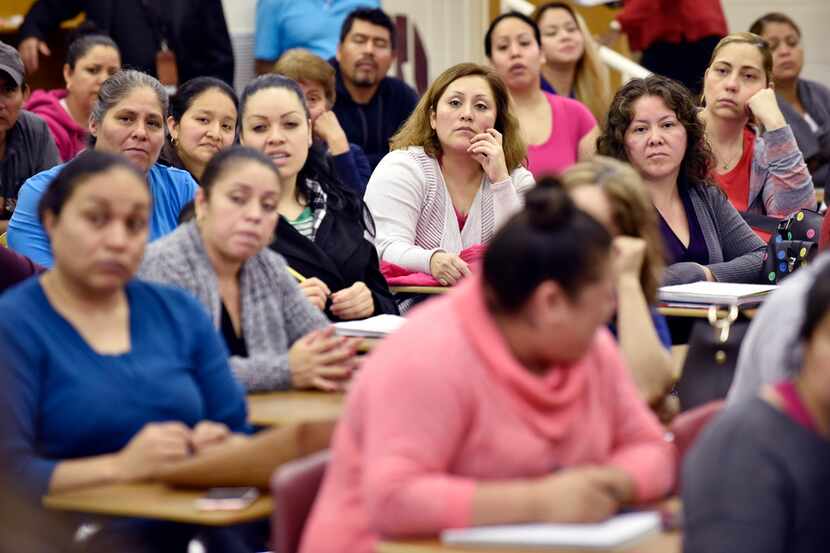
[300,184,675,553]
[486,11,599,178]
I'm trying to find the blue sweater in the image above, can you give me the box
[0,278,248,498]
[7,162,197,267]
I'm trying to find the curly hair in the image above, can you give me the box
[389,63,526,172]
[596,75,714,187]
[559,156,665,304]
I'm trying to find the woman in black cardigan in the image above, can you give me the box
[239,74,397,320]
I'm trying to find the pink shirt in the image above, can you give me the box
[526,92,597,178]
[300,277,675,553]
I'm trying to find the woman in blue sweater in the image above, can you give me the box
[7,70,197,267]
[0,151,247,551]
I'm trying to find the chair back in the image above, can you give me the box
[270,449,330,553]
[668,399,724,492]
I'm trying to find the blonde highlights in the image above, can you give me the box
[560,156,665,304]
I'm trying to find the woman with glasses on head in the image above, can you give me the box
[699,32,814,217]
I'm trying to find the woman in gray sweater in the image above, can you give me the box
[683,261,830,553]
[139,146,358,392]
[598,75,765,285]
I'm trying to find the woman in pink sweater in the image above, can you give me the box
[300,185,676,553]
[25,28,121,161]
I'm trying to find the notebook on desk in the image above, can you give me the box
[333,314,406,338]
[441,512,661,549]
[658,282,777,306]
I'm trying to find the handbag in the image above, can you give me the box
[743,209,822,284]
[674,305,749,411]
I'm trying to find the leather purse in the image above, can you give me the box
[674,305,749,411]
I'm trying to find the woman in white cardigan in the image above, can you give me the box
[365,63,535,286]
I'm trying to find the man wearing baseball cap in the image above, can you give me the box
[0,41,60,233]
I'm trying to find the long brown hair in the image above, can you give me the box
[560,156,665,304]
[389,63,526,171]
[532,2,611,124]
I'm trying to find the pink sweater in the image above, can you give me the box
[25,89,87,162]
[527,92,597,178]
[300,277,675,553]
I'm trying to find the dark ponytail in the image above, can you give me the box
[484,177,612,312]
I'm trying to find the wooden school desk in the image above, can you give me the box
[43,483,273,526]
[377,531,681,553]
[247,391,346,427]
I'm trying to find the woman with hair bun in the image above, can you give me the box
[301,184,675,553]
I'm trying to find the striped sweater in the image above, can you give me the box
[365,147,535,273]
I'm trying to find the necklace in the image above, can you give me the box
[718,139,744,171]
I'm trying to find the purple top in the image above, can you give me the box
[659,185,710,266]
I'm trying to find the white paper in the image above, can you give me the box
[333,314,406,338]
[441,512,661,549]
[658,282,777,305]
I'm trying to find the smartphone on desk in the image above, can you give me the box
[194,487,259,511]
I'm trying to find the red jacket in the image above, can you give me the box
[616,0,728,52]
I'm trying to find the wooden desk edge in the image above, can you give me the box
[43,486,273,526]
[390,286,448,295]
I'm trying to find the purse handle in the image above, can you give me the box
[707,304,739,344]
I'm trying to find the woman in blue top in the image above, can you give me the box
[7,70,197,267]
[0,151,247,550]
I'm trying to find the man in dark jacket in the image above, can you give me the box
[17,0,234,86]
[332,8,418,169]
[0,41,60,232]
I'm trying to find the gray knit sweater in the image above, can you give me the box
[137,222,329,392]
[663,184,766,285]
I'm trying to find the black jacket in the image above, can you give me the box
[20,0,234,86]
[330,59,419,170]
[270,214,398,322]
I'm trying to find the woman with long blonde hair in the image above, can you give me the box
[365,62,534,287]
[561,156,676,419]
[532,2,612,124]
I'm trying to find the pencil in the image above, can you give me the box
[287,266,307,283]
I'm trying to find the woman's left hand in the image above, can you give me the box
[468,128,510,183]
[190,421,231,453]
[746,88,787,131]
[330,281,375,320]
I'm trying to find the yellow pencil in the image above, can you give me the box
[287,266,307,283]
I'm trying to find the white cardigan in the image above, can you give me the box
[365,147,535,272]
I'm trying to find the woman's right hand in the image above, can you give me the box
[288,326,358,392]
[299,277,331,311]
[429,251,471,286]
[114,422,193,482]
[531,467,626,523]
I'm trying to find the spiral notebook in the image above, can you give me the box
[441,512,661,549]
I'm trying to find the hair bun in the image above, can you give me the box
[66,21,108,45]
[524,179,576,232]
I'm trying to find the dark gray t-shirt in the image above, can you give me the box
[683,397,830,553]
[0,110,60,219]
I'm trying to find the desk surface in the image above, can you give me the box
[378,532,680,553]
[390,285,448,295]
[247,390,346,426]
[658,305,757,319]
[44,483,273,526]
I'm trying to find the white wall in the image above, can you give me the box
[721,0,830,87]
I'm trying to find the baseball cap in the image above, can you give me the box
[0,41,25,88]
